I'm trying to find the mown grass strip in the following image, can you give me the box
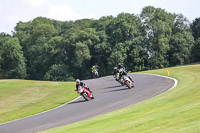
[0,80,77,124]
[39,64,200,133]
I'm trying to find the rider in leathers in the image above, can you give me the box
[117,64,127,79]
[75,79,92,93]
[116,64,133,84]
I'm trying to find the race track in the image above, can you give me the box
[0,74,176,133]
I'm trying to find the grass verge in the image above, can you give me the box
[39,64,200,133]
[0,80,77,124]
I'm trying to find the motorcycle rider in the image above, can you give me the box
[91,65,97,72]
[115,63,127,79]
[91,65,98,77]
[75,79,92,93]
[116,63,133,83]
[118,69,126,85]
[117,63,127,75]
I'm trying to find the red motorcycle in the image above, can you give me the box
[77,86,94,101]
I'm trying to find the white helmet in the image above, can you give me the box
[75,79,80,84]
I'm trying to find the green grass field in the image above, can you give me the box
[0,80,77,124]
[38,64,200,133]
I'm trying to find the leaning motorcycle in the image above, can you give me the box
[77,86,94,101]
[121,75,134,89]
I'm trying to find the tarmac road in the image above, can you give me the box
[0,74,176,133]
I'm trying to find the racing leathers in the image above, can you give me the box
[76,82,92,93]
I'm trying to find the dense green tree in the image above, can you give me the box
[92,16,114,31]
[191,38,200,62]
[74,19,95,30]
[0,6,197,81]
[169,32,194,65]
[91,16,114,75]
[14,17,57,79]
[106,13,142,44]
[106,13,146,72]
[191,17,200,40]
[108,42,128,67]
[74,42,91,67]
[0,37,27,78]
[44,64,73,81]
[191,17,200,62]
[70,28,100,79]
[0,33,11,77]
[141,6,174,69]
[92,31,110,75]
[126,36,148,71]
[168,14,194,66]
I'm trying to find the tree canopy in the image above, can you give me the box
[0,6,199,81]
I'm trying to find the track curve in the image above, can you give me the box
[0,74,176,133]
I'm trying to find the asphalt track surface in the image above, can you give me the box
[0,74,176,133]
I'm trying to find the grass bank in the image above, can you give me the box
[0,80,77,124]
[39,64,200,133]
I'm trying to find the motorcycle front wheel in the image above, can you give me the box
[91,94,94,99]
[125,82,132,89]
[82,93,90,101]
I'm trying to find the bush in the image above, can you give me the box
[44,64,74,81]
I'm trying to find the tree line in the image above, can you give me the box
[0,6,200,81]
